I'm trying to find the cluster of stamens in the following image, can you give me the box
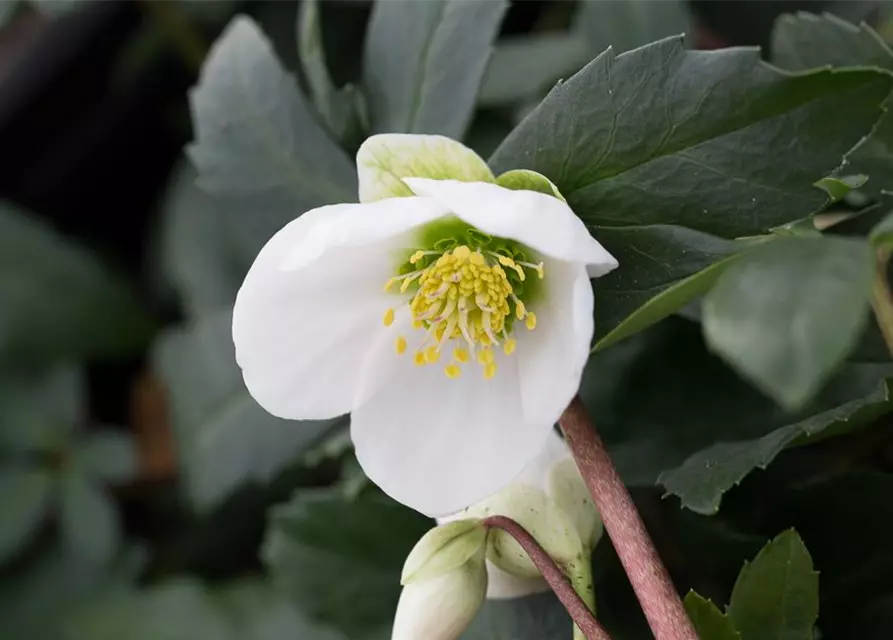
[383,244,543,379]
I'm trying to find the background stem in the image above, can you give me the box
[559,397,697,640]
[483,516,612,640]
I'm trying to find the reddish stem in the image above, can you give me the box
[483,515,613,640]
[559,397,697,640]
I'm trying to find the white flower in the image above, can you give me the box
[232,134,618,517]
[393,521,488,640]
[439,432,603,599]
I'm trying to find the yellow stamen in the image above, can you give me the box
[453,347,469,363]
[414,352,427,366]
[395,336,407,355]
[410,250,426,264]
[525,312,537,330]
[515,299,527,320]
[445,364,462,379]
[383,308,395,327]
[477,348,494,365]
[484,362,497,380]
[424,346,441,364]
[384,278,397,291]
[503,338,517,355]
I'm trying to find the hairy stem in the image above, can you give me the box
[482,516,612,640]
[871,247,893,358]
[559,397,697,640]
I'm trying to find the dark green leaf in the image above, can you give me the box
[153,311,338,509]
[188,16,357,264]
[772,12,893,71]
[815,174,869,202]
[684,592,740,640]
[363,0,507,138]
[263,487,431,638]
[0,365,83,453]
[574,0,692,56]
[704,236,874,409]
[479,34,589,107]
[73,431,137,484]
[490,38,891,238]
[728,530,818,640]
[0,203,153,360]
[59,472,120,565]
[592,226,739,348]
[0,468,52,563]
[659,378,892,514]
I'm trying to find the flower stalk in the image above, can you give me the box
[558,397,697,640]
[482,515,611,640]
[870,247,893,358]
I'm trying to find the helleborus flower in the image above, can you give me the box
[393,522,488,640]
[439,432,603,599]
[232,133,618,517]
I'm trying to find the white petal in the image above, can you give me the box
[357,134,494,203]
[511,430,573,488]
[351,313,554,517]
[232,199,447,420]
[517,260,594,431]
[403,178,618,275]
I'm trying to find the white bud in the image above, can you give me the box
[401,519,486,584]
[391,547,487,640]
[469,484,583,579]
[548,458,604,550]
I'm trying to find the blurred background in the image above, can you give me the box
[1,1,892,639]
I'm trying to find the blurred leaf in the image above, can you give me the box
[870,209,893,248]
[574,0,692,55]
[188,16,357,265]
[363,0,507,138]
[704,237,874,409]
[263,487,431,638]
[462,592,570,639]
[73,431,137,484]
[684,592,740,640]
[591,226,739,347]
[660,378,892,514]
[159,160,243,318]
[0,543,145,638]
[728,530,818,640]
[153,310,338,509]
[59,471,120,565]
[0,202,153,361]
[0,365,82,453]
[0,1,17,28]
[0,468,53,564]
[772,12,893,71]
[815,174,869,202]
[479,34,589,106]
[297,0,364,143]
[771,13,893,199]
[490,38,891,238]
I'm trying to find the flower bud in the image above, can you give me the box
[548,458,603,550]
[391,547,487,640]
[401,519,486,584]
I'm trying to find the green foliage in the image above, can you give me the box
[684,592,740,640]
[0,202,154,361]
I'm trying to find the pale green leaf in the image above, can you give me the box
[363,0,507,138]
[59,472,120,565]
[73,431,137,484]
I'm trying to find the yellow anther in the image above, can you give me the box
[410,250,426,264]
[515,300,527,320]
[383,308,395,327]
[477,348,494,365]
[384,278,397,291]
[414,352,427,366]
[534,262,545,279]
[503,338,517,355]
[525,312,537,330]
[395,336,407,355]
[445,364,462,379]
[469,251,485,266]
[453,347,469,363]
[424,346,441,364]
[484,362,497,380]
[453,246,471,259]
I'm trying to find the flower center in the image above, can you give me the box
[383,241,543,380]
